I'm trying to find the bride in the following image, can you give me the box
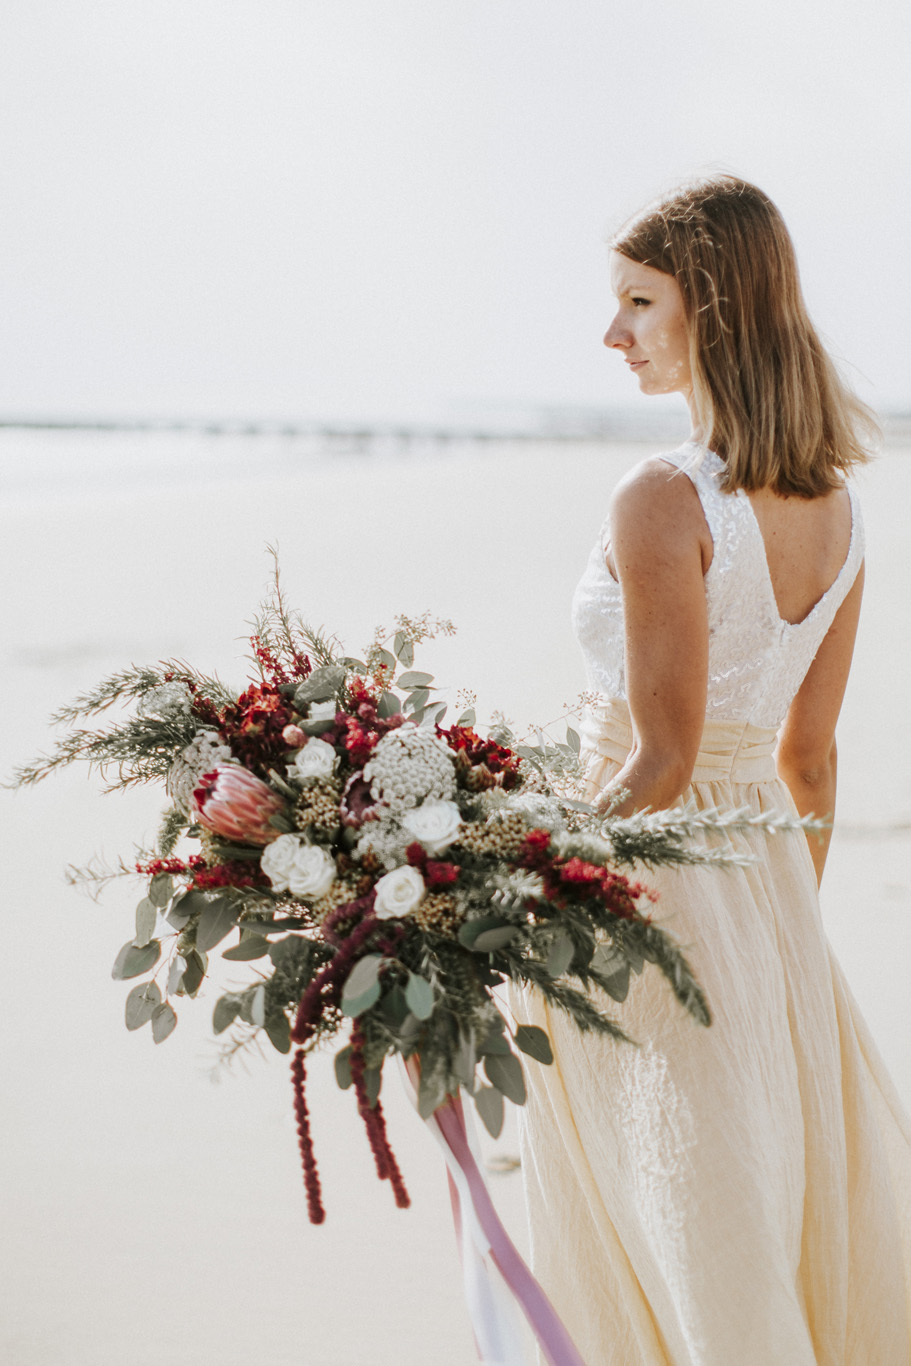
[515,176,911,1364]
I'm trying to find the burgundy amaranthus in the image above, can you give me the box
[349,1022,410,1209]
[288,898,408,1222]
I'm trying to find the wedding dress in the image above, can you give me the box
[514,443,911,1365]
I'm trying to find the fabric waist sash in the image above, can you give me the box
[579,695,779,785]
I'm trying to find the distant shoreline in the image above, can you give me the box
[2,411,910,444]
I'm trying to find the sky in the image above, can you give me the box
[0,0,909,424]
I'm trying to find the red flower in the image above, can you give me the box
[217,682,293,773]
[190,862,270,891]
[425,860,460,888]
[437,724,521,788]
[136,855,206,877]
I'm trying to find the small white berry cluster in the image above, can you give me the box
[364,725,457,815]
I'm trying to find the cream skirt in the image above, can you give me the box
[512,699,911,1365]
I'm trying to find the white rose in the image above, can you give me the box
[374,865,426,920]
[292,738,338,781]
[260,834,301,892]
[402,799,462,855]
[261,836,337,899]
[287,844,337,899]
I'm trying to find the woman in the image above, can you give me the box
[516,177,911,1364]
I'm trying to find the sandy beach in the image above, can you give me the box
[2,432,909,1365]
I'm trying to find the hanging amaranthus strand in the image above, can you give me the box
[291,901,403,1045]
[350,1023,410,1209]
[291,1047,325,1224]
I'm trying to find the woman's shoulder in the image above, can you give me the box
[608,445,714,567]
[611,445,710,519]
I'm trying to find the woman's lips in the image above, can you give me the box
[628,360,648,370]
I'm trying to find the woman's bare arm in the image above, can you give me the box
[595,460,711,817]
[775,563,864,885]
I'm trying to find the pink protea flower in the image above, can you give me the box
[192,764,287,846]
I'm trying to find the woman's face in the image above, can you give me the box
[604,253,692,401]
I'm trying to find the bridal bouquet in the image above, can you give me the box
[14,565,718,1226]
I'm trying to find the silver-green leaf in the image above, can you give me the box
[405,973,434,1021]
[514,1024,554,1065]
[196,897,240,952]
[124,981,162,1031]
[112,939,161,981]
[484,1051,527,1105]
[546,932,575,979]
[474,1085,505,1139]
[151,1002,177,1044]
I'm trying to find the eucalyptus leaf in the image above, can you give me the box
[472,925,519,953]
[623,940,645,975]
[514,1025,554,1065]
[167,954,187,995]
[342,955,382,1002]
[474,1085,505,1139]
[403,688,430,715]
[421,701,447,728]
[457,708,476,726]
[133,897,158,948]
[480,1032,511,1056]
[300,716,335,736]
[151,1002,178,1044]
[180,949,207,997]
[196,897,240,952]
[592,943,631,1002]
[458,916,512,951]
[170,889,210,921]
[112,939,161,981]
[222,933,270,961]
[149,873,174,908]
[293,664,347,707]
[375,649,397,672]
[484,1051,527,1105]
[417,1070,447,1119]
[377,985,410,1028]
[340,982,381,1018]
[377,690,402,719]
[165,904,192,932]
[250,984,266,1027]
[566,726,581,755]
[546,932,575,979]
[364,1065,383,1107]
[393,630,406,656]
[404,973,434,1021]
[264,1013,291,1053]
[453,1030,477,1086]
[212,994,241,1034]
[397,671,434,689]
[396,639,414,668]
[124,981,162,1031]
[340,657,368,674]
[334,1045,354,1090]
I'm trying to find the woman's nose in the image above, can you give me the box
[603,314,630,349]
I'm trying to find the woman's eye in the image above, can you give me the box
[631,297,650,308]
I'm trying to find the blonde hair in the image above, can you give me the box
[610,175,878,496]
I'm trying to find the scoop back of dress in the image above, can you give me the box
[571,443,865,728]
[515,443,911,1366]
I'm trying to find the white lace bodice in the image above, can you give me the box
[571,442,865,731]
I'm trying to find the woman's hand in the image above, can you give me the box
[597,458,712,817]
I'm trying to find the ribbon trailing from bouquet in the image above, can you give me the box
[401,1057,585,1366]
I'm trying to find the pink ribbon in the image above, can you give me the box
[402,1058,586,1366]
